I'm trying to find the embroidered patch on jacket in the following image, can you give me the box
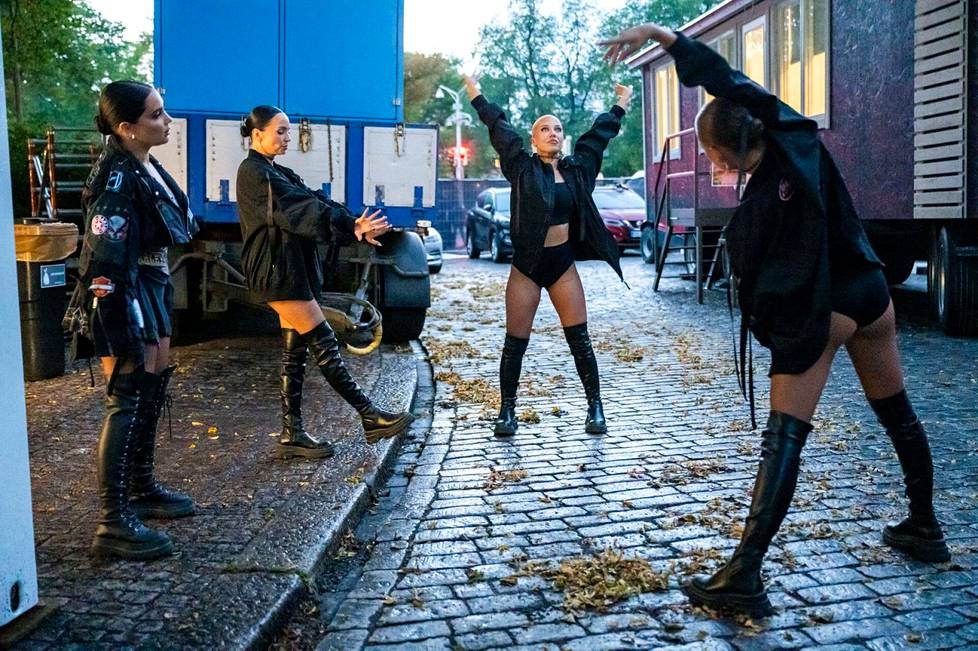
[92,214,129,242]
[90,276,114,297]
[778,177,795,202]
[90,214,109,236]
[106,170,124,192]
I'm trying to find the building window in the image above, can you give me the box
[742,17,767,88]
[654,62,680,159]
[703,32,737,104]
[773,0,829,123]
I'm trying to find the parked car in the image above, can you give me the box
[465,187,513,262]
[625,169,645,198]
[593,185,645,251]
[423,225,443,274]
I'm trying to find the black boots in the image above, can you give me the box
[277,328,336,459]
[92,372,173,560]
[304,322,413,444]
[494,334,529,437]
[564,323,606,434]
[683,411,812,617]
[871,390,950,563]
[130,367,196,519]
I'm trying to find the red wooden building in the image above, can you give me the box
[629,0,977,335]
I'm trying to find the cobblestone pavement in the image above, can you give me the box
[13,309,421,649]
[287,254,978,650]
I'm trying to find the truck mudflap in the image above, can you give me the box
[378,230,431,309]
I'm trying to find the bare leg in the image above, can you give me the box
[268,299,326,334]
[769,312,858,422]
[505,266,542,337]
[546,264,587,327]
[844,301,904,399]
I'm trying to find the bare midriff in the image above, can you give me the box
[544,223,570,247]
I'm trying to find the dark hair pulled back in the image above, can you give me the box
[95,80,154,136]
[696,97,765,153]
[241,105,284,138]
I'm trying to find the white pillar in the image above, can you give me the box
[0,35,40,627]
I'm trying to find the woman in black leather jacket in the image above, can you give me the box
[235,105,413,460]
[464,75,631,437]
[602,25,949,617]
[79,80,198,560]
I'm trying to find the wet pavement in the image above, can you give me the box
[278,254,978,650]
[13,308,426,649]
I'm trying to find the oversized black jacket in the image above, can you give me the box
[78,136,197,360]
[667,33,882,373]
[471,94,625,281]
[236,149,357,302]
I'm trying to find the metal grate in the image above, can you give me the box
[913,0,968,219]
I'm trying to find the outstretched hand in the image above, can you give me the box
[354,208,390,246]
[462,74,481,101]
[614,83,634,109]
[598,23,676,67]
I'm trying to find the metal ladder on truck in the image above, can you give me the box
[27,127,100,223]
[650,127,735,304]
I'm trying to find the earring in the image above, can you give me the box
[130,133,135,140]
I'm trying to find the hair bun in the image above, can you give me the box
[94,114,112,136]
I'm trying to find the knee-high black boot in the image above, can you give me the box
[277,328,335,459]
[871,390,950,563]
[304,322,413,443]
[130,366,196,517]
[92,371,173,559]
[494,334,529,437]
[563,323,606,434]
[683,411,812,617]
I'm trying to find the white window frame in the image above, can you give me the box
[771,0,831,128]
[741,15,769,90]
[652,61,682,161]
[700,30,739,107]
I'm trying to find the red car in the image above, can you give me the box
[592,185,646,252]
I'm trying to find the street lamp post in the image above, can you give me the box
[436,85,465,180]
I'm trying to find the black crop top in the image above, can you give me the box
[551,182,575,226]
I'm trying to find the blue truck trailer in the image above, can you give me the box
[151,0,435,341]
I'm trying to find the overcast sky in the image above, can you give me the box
[85,0,630,66]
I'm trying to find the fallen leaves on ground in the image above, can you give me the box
[424,339,482,364]
[505,549,669,614]
[482,467,529,492]
[518,408,541,423]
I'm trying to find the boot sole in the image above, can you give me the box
[275,444,335,459]
[91,537,174,560]
[883,527,951,563]
[682,580,773,618]
[494,424,517,437]
[364,414,414,444]
[585,422,607,434]
[131,502,196,520]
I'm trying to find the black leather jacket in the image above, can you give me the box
[667,32,881,373]
[472,94,625,282]
[77,136,197,360]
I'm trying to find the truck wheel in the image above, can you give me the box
[381,307,426,342]
[466,229,482,259]
[930,224,978,336]
[640,226,656,264]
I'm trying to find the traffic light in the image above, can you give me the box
[458,145,469,166]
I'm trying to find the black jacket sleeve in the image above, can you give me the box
[471,94,531,183]
[666,32,816,132]
[573,105,625,188]
[237,159,354,243]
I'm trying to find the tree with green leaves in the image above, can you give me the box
[2,0,150,217]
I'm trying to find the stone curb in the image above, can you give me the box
[231,341,434,650]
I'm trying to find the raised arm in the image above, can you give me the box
[601,23,812,130]
[464,75,531,183]
[574,83,632,184]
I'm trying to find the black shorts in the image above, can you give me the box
[831,266,890,328]
[513,241,574,288]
